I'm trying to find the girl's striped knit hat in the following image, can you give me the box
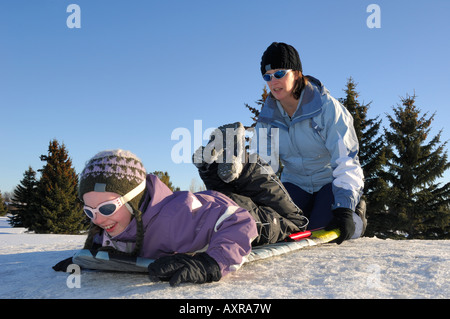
[78,149,147,208]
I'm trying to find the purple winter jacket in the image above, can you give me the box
[98,174,258,277]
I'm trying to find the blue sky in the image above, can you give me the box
[1,0,449,193]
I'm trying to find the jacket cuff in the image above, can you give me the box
[332,184,362,211]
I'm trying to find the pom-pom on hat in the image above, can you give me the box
[78,149,147,209]
[260,42,302,75]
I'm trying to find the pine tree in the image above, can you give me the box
[152,171,180,191]
[34,140,87,234]
[339,77,390,236]
[244,86,268,128]
[0,192,9,216]
[9,167,39,228]
[384,94,450,238]
[244,86,285,176]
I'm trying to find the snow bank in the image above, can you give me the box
[0,217,448,299]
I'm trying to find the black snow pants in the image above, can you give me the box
[197,154,307,246]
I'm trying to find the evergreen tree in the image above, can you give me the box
[0,192,9,216]
[9,167,39,228]
[244,86,285,176]
[152,171,180,191]
[339,77,390,235]
[244,86,268,128]
[384,94,450,238]
[34,140,87,234]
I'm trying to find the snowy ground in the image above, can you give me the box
[0,216,448,299]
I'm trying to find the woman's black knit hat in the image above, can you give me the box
[260,42,302,75]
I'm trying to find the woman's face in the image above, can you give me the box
[83,191,132,237]
[265,69,299,101]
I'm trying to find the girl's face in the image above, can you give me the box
[83,191,132,237]
[265,69,299,101]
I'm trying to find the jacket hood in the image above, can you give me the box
[141,174,174,223]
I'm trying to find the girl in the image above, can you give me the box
[253,42,367,244]
[54,148,306,286]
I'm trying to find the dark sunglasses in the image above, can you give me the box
[262,69,292,82]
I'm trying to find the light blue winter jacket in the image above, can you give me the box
[251,76,364,211]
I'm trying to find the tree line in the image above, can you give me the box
[3,140,180,234]
[245,77,450,239]
[2,77,449,238]
[7,140,86,233]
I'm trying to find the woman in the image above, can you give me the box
[252,42,366,244]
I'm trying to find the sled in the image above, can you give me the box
[72,229,340,273]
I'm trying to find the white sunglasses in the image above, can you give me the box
[83,180,146,219]
[262,69,292,82]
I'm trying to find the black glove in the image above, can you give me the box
[52,257,74,272]
[148,253,222,287]
[325,208,355,245]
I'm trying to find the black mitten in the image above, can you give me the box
[148,253,222,287]
[52,257,74,272]
[325,208,355,244]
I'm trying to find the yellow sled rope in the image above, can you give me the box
[311,229,340,242]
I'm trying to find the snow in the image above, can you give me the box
[0,216,449,299]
